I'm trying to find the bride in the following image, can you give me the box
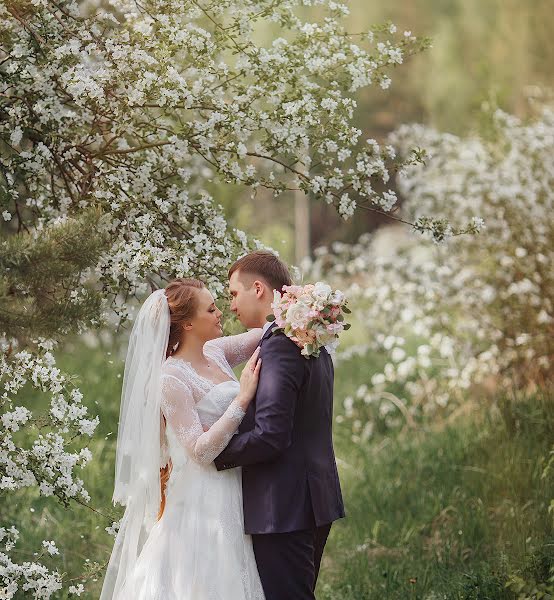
[100,278,265,600]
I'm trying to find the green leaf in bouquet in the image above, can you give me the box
[343,323,351,330]
[266,314,276,322]
[342,306,351,314]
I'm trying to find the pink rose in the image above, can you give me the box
[284,285,304,297]
[326,322,343,334]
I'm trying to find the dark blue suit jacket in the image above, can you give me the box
[214,325,345,535]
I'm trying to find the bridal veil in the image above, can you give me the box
[100,289,170,600]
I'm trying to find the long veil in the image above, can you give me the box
[100,289,170,600]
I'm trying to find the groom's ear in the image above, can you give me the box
[253,279,265,298]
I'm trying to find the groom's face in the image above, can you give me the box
[229,270,263,328]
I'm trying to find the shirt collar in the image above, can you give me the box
[262,320,273,336]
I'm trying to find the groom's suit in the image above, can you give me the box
[214,323,345,599]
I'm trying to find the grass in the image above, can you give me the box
[318,357,554,599]
[2,341,553,599]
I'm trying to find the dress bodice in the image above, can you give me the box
[158,329,262,469]
[196,380,241,428]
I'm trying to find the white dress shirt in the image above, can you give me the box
[261,320,273,337]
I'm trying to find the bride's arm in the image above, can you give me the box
[160,374,246,465]
[204,327,263,368]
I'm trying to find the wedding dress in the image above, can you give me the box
[113,329,265,600]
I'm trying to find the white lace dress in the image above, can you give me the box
[115,329,265,600]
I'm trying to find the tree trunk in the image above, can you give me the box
[294,189,311,264]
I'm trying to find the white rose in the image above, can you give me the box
[286,302,311,329]
[313,281,332,300]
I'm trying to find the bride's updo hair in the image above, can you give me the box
[164,278,205,359]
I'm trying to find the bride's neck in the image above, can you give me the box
[171,336,207,365]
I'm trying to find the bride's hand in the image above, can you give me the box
[237,347,262,409]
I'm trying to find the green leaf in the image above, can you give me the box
[343,323,351,330]
[342,306,351,314]
[266,314,276,322]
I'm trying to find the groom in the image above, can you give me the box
[214,250,345,600]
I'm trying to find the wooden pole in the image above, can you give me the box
[294,189,311,264]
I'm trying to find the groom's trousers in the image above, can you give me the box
[252,523,332,600]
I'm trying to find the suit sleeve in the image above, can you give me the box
[214,334,305,470]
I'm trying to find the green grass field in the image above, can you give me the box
[319,358,554,600]
[4,340,553,599]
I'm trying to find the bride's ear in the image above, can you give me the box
[183,321,193,331]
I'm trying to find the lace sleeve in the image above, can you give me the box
[160,374,246,465]
[204,328,263,368]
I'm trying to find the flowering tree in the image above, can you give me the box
[0,339,99,597]
[0,0,472,595]
[307,107,553,441]
[1,0,482,303]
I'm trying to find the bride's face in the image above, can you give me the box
[186,288,223,341]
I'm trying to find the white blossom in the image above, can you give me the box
[304,107,553,437]
[0,527,63,598]
[69,584,85,596]
[42,540,59,556]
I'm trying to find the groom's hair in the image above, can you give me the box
[229,250,292,293]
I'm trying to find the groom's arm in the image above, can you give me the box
[214,334,305,471]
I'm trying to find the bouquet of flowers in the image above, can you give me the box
[268,282,350,358]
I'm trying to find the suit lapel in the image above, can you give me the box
[240,322,277,432]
